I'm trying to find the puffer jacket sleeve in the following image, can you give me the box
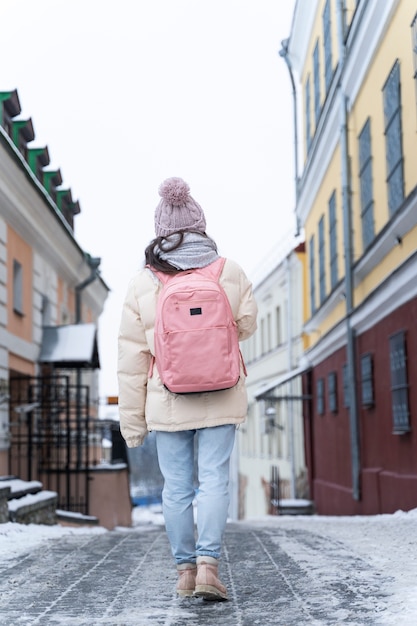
[221,259,258,341]
[117,274,151,448]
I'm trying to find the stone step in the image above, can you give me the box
[275,498,315,516]
[8,490,58,525]
[0,485,10,523]
[0,476,57,525]
[56,509,99,527]
[0,476,43,499]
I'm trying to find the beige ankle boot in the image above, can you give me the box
[194,556,228,601]
[176,563,197,597]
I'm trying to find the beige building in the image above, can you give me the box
[238,238,308,519]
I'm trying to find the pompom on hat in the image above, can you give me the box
[154,177,207,237]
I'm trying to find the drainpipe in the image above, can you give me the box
[279,39,301,234]
[75,255,101,324]
[75,254,101,469]
[336,0,361,501]
[286,255,297,499]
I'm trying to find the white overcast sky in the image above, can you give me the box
[2,0,297,403]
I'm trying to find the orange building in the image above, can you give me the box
[0,90,130,529]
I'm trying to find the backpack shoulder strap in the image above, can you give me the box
[147,258,226,285]
[198,257,226,282]
[146,264,171,285]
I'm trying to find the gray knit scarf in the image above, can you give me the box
[154,232,219,270]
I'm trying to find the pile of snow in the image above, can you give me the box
[0,503,164,563]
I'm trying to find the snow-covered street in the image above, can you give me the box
[0,507,416,624]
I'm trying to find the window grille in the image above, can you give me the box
[323,0,332,91]
[305,76,311,151]
[318,215,326,304]
[328,371,338,413]
[317,378,325,415]
[389,331,410,434]
[383,61,404,216]
[358,118,375,249]
[328,191,338,289]
[313,40,321,126]
[343,363,350,408]
[309,234,316,315]
[360,353,374,407]
[411,13,417,101]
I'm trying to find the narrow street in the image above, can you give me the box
[1,512,416,625]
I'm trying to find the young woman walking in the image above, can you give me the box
[118,177,257,600]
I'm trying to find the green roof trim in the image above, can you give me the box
[56,189,81,216]
[0,90,21,125]
[27,146,50,174]
[11,118,35,145]
[42,169,63,194]
[56,188,72,210]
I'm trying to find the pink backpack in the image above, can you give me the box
[149,257,244,393]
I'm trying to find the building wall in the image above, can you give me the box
[287,0,417,515]
[0,94,109,468]
[240,245,307,518]
[299,0,417,338]
[7,225,33,341]
[348,0,417,261]
[308,294,417,515]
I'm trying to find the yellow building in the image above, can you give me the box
[284,0,417,514]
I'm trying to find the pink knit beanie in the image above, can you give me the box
[154,177,207,237]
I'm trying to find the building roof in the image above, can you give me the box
[39,323,100,369]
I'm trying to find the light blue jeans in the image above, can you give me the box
[155,424,236,565]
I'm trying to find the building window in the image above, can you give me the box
[342,363,350,408]
[358,118,375,250]
[389,331,410,434]
[317,378,325,415]
[41,295,52,326]
[309,234,316,315]
[328,191,338,289]
[275,306,281,347]
[305,76,312,151]
[361,353,374,407]
[261,318,266,355]
[266,312,271,353]
[13,259,24,315]
[411,13,417,103]
[249,331,257,363]
[322,0,332,92]
[383,61,404,217]
[328,371,338,413]
[318,215,326,304]
[313,40,321,126]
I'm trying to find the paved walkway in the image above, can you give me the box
[0,521,393,625]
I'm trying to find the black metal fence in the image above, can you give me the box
[270,465,281,515]
[8,374,101,515]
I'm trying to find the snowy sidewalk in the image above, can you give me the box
[0,508,417,625]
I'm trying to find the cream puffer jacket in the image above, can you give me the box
[117,258,258,448]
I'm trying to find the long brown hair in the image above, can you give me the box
[145,231,206,274]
